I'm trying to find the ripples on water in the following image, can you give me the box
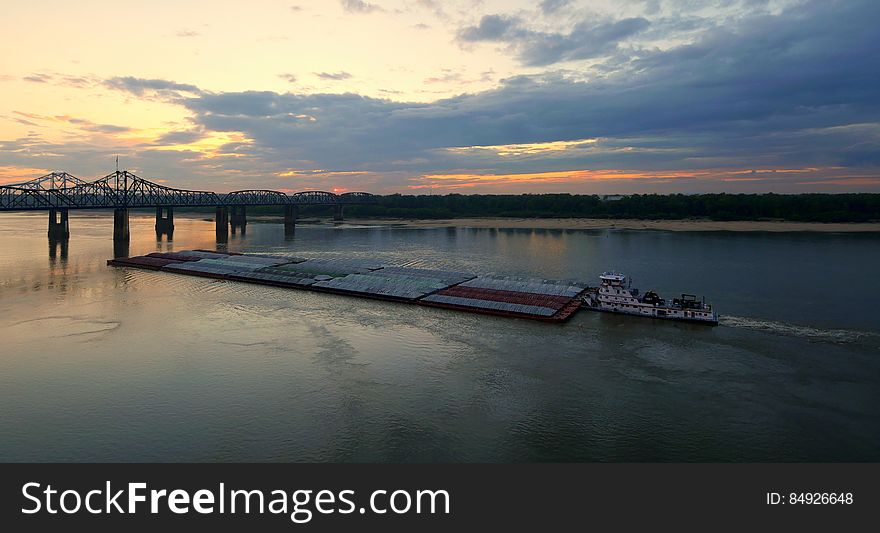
[0,211,879,462]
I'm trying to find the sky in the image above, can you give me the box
[1,0,878,194]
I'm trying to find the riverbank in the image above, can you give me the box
[344,217,880,232]
[189,213,880,232]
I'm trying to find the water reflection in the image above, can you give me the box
[48,237,68,262]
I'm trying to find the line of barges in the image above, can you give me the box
[108,250,588,322]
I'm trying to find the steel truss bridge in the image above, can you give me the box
[0,171,376,210]
[0,171,379,242]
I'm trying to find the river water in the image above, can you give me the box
[1,211,878,462]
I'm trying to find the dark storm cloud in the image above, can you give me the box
[171,0,879,179]
[457,14,650,66]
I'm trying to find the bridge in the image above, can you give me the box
[0,170,379,242]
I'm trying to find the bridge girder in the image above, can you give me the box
[223,189,290,206]
[10,171,89,190]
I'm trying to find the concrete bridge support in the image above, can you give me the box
[215,206,229,242]
[113,208,130,242]
[47,208,70,240]
[284,204,298,235]
[333,204,344,222]
[113,238,129,259]
[155,206,174,236]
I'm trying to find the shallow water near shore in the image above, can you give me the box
[1,211,879,461]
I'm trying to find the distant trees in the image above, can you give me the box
[318,193,880,223]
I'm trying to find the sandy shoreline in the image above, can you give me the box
[343,217,880,232]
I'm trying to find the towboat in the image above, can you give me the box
[581,272,718,325]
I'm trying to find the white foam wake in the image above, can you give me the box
[720,315,876,344]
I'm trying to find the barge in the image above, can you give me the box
[108,250,588,322]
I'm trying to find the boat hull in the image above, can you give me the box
[580,298,719,326]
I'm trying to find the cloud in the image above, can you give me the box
[58,75,96,88]
[12,117,42,127]
[22,73,52,83]
[457,14,518,41]
[340,0,383,14]
[16,72,97,88]
[413,0,446,19]
[154,130,206,145]
[103,77,203,100]
[539,0,572,15]
[290,5,302,11]
[175,29,200,37]
[457,14,650,66]
[9,111,131,134]
[278,73,298,83]
[314,71,353,80]
[423,69,493,85]
[69,120,131,134]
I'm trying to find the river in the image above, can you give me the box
[1,211,878,461]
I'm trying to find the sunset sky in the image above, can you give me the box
[1,0,878,194]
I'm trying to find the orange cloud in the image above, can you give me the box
[406,166,878,194]
[446,138,599,157]
[0,165,51,185]
[410,168,709,189]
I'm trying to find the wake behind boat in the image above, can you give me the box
[582,272,718,325]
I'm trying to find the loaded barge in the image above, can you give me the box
[108,250,588,322]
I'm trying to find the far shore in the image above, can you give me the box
[10,211,873,232]
[330,217,879,232]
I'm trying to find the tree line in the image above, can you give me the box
[292,193,880,223]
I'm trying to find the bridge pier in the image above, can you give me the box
[155,206,174,236]
[284,204,298,235]
[230,206,247,235]
[113,238,129,259]
[47,208,70,240]
[333,204,344,222]
[215,206,229,242]
[113,208,130,242]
